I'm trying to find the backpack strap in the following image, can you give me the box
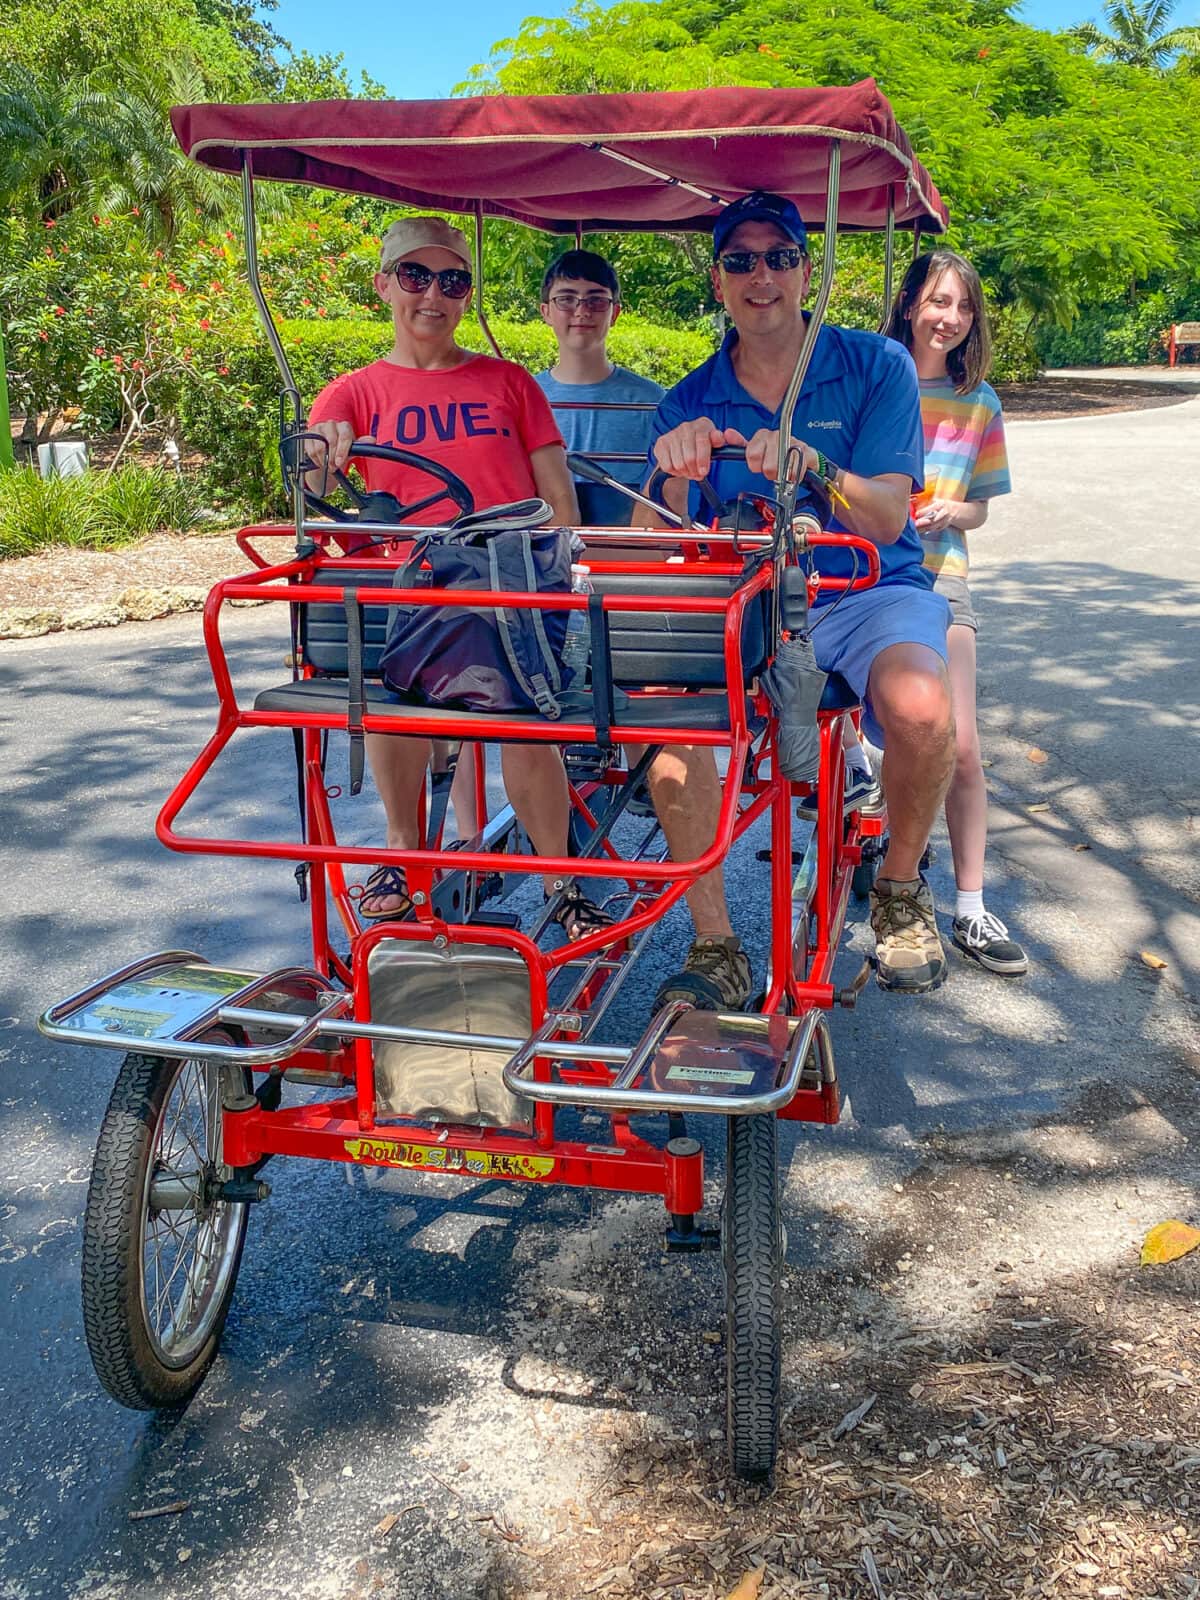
[344,588,366,795]
[486,531,564,719]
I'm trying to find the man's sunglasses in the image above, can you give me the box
[547,293,615,313]
[717,246,805,275]
[392,262,473,299]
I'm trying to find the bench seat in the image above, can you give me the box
[255,678,744,731]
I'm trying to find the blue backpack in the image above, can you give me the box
[378,500,582,718]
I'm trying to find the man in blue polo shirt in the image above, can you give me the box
[637,191,955,1006]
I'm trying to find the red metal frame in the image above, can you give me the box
[165,527,883,1211]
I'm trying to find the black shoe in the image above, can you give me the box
[654,936,753,1013]
[795,765,883,821]
[952,912,1029,977]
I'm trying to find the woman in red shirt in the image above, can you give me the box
[306,217,603,937]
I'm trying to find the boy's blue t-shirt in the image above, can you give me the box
[536,365,665,526]
[649,323,930,599]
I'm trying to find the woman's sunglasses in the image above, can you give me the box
[392,262,473,299]
[717,246,805,275]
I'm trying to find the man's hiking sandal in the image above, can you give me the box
[653,936,753,1014]
[869,876,946,993]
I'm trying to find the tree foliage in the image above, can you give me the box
[1069,0,1200,69]
[466,0,1200,328]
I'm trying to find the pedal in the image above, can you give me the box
[665,1216,721,1253]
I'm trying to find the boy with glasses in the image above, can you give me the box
[536,250,664,526]
[303,217,612,942]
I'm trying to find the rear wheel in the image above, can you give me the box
[81,1051,251,1409]
[724,1112,782,1483]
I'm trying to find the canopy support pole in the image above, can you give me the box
[241,154,306,544]
[774,140,841,500]
[474,205,504,360]
[911,221,923,260]
[587,143,729,208]
[882,188,896,320]
[575,221,583,249]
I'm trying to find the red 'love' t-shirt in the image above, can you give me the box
[308,353,563,521]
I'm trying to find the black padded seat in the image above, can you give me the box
[818,672,861,712]
[255,678,742,731]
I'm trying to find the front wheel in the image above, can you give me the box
[724,1113,782,1483]
[81,1051,251,1409]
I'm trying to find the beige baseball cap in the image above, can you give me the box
[380,217,472,272]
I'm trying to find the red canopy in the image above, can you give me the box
[171,81,947,235]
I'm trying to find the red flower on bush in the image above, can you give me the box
[199,318,212,330]
[210,280,224,293]
[317,307,327,317]
[978,45,990,57]
[45,218,56,228]
[53,305,65,316]
[218,365,230,375]
[37,329,49,341]
[131,206,140,215]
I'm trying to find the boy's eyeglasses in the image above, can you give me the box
[547,293,615,313]
[717,246,805,275]
[392,262,473,299]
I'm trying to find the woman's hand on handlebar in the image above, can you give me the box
[303,419,362,489]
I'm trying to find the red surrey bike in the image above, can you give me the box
[38,81,947,1483]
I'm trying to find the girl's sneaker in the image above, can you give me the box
[951,911,1029,976]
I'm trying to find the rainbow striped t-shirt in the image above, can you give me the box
[916,377,1011,580]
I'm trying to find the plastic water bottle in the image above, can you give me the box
[561,563,593,688]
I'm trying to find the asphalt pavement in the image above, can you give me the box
[0,388,1197,1599]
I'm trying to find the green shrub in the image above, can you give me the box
[988,305,1041,384]
[1036,293,1184,367]
[0,470,104,557]
[92,466,202,542]
[0,465,203,558]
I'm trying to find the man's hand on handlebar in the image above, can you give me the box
[652,419,818,483]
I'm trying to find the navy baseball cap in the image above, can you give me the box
[712,191,808,260]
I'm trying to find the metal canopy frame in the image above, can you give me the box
[236,134,852,556]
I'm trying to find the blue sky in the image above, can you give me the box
[273,0,1198,100]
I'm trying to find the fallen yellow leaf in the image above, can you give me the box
[1027,747,1049,764]
[1139,951,1168,971]
[725,1570,766,1600]
[1027,802,1051,813]
[1141,1220,1200,1266]
[1072,841,1091,852]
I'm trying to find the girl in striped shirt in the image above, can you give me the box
[882,250,1027,977]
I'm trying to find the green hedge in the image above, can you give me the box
[177,313,715,513]
[1036,293,1185,367]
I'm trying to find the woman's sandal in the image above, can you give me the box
[547,879,615,943]
[352,864,414,922]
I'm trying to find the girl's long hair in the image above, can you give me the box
[882,249,992,394]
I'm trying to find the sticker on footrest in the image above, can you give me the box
[665,1065,757,1086]
[343,1138,555,1180]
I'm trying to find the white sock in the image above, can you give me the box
[956,888,985,921]
[845,737,872,775]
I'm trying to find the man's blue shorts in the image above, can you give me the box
[809,583,951,743]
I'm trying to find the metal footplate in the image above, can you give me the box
[37,951,348,1066]
[502,1000,832,1117]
